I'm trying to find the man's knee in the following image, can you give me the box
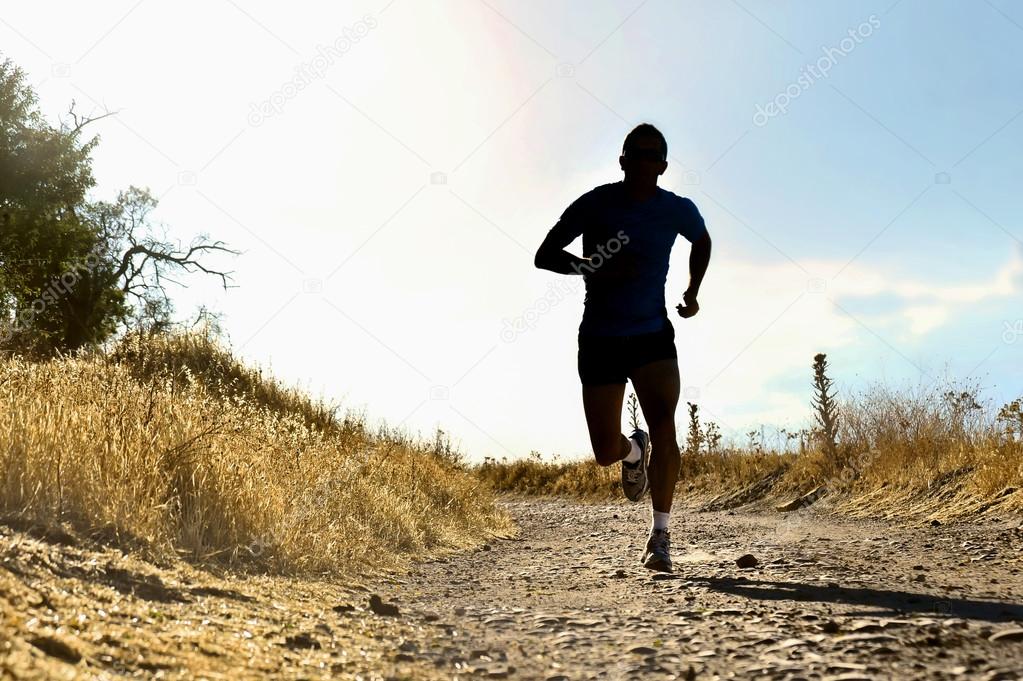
[648,418,677,446]
[652,441,681,467]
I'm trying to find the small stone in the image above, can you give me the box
[333,603,355,614]
[628,645,657,655]
[368,594,400,617]
[826,662,868,673]
[284,632,320,649]
[833,633,900,644]
[735,554,759,568]
[566,618,603,628]
[989,628,1023,642]
[28,636,81,664]
[981,670,1021,681]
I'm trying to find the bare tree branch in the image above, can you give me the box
[64,98,119,134]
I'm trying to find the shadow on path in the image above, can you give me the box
[698,576,1023,623]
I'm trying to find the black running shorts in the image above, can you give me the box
[577,321,677,386]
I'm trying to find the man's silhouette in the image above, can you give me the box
[534,123,712,572]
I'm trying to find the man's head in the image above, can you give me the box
[620,123,668,185]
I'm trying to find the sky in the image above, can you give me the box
[3,0,1022,462]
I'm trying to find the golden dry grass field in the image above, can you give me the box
[0,330,514,576]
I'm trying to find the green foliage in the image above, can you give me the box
[0,57,123,354]
[0,57,234,357]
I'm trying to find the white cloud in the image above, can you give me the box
[675,244,1023,442]
[831,242,1023,343]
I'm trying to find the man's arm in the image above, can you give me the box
[677,228,711,319]
[534,195,591,274]
[674,197,711,319]
[534,229,592,274]
[685,231,711,298]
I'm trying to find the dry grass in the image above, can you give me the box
[3,324,1017,578]
[476,378,1023,519]
[829,380,1023,518]
[476,453,620,499]
[0,329,512,575]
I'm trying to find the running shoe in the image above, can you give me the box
[621,428,650,502]
[642,528,672,572]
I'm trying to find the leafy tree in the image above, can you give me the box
[1,58,102,352]
[0,57,235,355]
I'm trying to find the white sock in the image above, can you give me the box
[651,510,670,532]
[622,437,641,464]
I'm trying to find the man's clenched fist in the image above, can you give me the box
[676,288,699,319]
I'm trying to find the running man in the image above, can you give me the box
[533,123,712,572]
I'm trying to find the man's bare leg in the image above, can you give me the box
[580,382,631,466]
[628,358,681,513]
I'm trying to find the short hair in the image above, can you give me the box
[622,123,667,161]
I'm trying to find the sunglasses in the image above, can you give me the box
[624,148,665,162]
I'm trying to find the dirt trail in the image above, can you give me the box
[3,499,1023,680]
